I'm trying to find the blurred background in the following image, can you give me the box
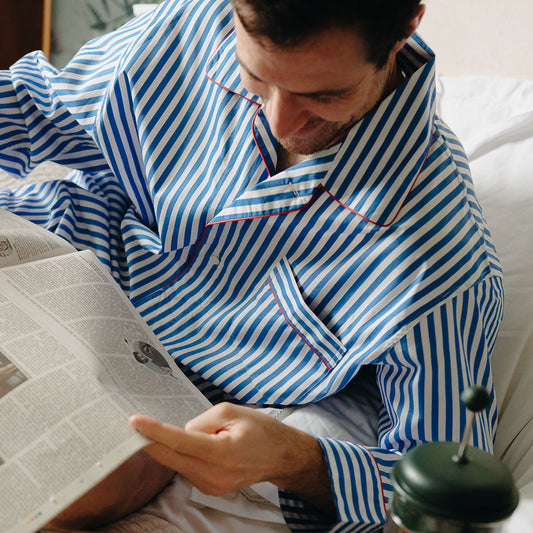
[0,0,163,70]
[1,0,532,79]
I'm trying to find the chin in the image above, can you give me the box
[280,120,356,156]
[279,135,333,156]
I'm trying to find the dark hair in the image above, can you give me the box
[230,0,422,68]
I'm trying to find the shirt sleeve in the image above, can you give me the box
[0,14,147,178]
[0,55,104,177]
[280,275,503,532]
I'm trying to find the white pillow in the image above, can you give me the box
[437,75,533,529]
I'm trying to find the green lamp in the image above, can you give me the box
[386,386,519,532]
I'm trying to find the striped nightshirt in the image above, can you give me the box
[0,0,503,530]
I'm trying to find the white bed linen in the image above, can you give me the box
[437,75,533,531]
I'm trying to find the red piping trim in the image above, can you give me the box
[160,189,322,289]
[205,31,435,230]
[205,69,259,107]
[207,186,323,226]
[171,45,435,290]
[322,128,434,229]
[204,30,260,106]
[251,107,273,178]
[204,30,273,178]
[267,278,331,372]
[159,155,430,289]
[358,443,388,514]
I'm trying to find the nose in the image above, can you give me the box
[262,88,309,140]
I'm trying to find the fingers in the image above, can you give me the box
[140,441,228,495]
[129,414,217,458]
[142,440,203,471]
[129,416,241,496]
[127,405,292,496]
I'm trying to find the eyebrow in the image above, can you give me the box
[235,53,355,99]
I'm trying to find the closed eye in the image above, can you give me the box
[309,94,336,105]
[236,53,353,106]
[296,87,354,105]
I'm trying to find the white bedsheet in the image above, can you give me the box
[438,74,533,531]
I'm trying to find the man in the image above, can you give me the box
[0,0,503,531]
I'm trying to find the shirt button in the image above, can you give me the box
[211,254,221,265]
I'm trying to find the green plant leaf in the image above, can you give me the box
[88,5,107,31]
[101,0,111,16]
[123,0,134,17]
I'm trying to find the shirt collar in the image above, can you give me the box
[206,31,436,227]
[206,29,261,104]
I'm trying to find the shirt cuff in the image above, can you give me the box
[316,436,395,530]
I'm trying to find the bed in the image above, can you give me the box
[436,75,533,530]
[418,1,533,529]
[1,0,532,530]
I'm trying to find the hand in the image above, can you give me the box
[129,402,336,515]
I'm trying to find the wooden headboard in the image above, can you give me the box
[418,0,533,80]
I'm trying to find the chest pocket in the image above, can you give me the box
[266,257,346,371]
[167,256,347,406]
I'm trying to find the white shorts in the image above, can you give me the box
[94,475,289,533]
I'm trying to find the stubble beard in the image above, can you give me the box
[278,117,359,156]
[278,63,400,156]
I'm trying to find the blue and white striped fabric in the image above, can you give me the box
[0,0,503,530]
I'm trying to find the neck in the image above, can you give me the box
[275,145,313,173]
[385,61,405,96]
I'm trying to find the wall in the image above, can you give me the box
[418,0,533,80]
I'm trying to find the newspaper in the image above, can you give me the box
[0,208,212,533]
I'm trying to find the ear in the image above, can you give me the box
[408,3,426,36]
[391,3,426,54]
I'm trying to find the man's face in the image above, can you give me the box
[234,15,398,155]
